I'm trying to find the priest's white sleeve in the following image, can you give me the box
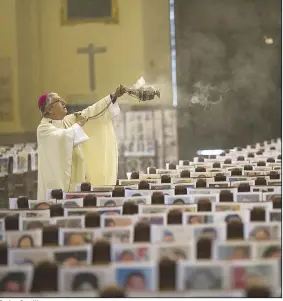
[72,123,89,146]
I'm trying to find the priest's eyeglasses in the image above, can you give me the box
[51,98,66,106]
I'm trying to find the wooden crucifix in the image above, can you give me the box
[77,43,107,91]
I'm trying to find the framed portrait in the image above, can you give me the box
[8,248,54,266]
[111,243,152,262]
[59,229,95,246]
[6,229,42,248]
[101,227,133,244]
[53,245,92,266]
[20,217,51,231]
[114,263,157,292]
[178,262,225,291]
[102,215,137,228]
[53,216,85,228]
[58,266,115,292]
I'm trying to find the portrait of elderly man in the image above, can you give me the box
[37,85,125,200]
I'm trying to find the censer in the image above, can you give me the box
[85,77,161,120]
[124,77,160,101]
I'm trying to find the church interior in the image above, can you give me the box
[0,0,281,297]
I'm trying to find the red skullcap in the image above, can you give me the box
[38,94,49,109]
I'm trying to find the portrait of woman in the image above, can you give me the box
[71,272,99,291]
[17,235,35,248]
[0,272,26,293]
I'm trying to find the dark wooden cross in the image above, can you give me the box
[77,43,107,91]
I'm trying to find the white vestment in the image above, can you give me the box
[37,95,120,200]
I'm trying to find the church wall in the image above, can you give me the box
[0,0,172,143]
[0,0,22,134]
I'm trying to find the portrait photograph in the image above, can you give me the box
[165,195,192,205]
[8,248,54,266]
[0,265,33,293]
[248,222,280,241]
[139,205,168,215]
[138,214,166,226]
[216,242,252,261]
[6,229,42,248]
[65,208,97,217]
[149,184,172,190]
[213,211,247,224]
[184,213,214,225]
[254,242,281,260]
[28,200,56,210]
[229,260,278,289]
[191,194,219,204]
[59,266,115,292]
[178,263,225,291]
[21,217,52,231]
[95,207,122,217]
[57,199,83,208]
[59,229,94,246]
[119,179,140,186]
[187,189,210,195]
[20,209,50,219]
[166,204,197,213]
[54,217,84,228]
[269,210,281,222]
[124,196,151,205]
[213,203,241,212]
[156,243,191,261]
[262,193,281,202]
[101,227,133,244]
[115,263,157,292]
[102,215,137,228]
[150,225,193,244]
[53,245,92,266]
[193,225,225,242]
[208,182,229,188]
[111,243,151,262]
[235,192,261,203]
[97,197,125,207]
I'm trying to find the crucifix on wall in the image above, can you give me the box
[77,43,107,91]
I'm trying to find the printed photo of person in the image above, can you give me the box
[0,272,26,293]
[54,249,90,266]
[186,214,213,224]
[22,219,50,230]
[183,266,223,290]
[230,264,274,289]
[22,209,50,218]
[29,201,54,210]
[262,246,281,259]
[215,204,241,212]
[59,266,114,292]
[269,211,281,222]
[101,229,132,244]
[99,208,122,216]
[71,272,99,291]
[64,232,92,246]
[113,245,150,263]
[8,249,53,266]
[103,216,134,228]
[224,214,243,223]
[191,195,218,203]
[140,206,167,214]
[196,227,218,241]
[6,230,42,248]
[162,230,175,243]
[217,245,251,261]
[103,200,118,207]
[236,193,261,203]
[157,246,189,261]
[249,226,271,241]
[115,266,155,291]
[55,217,84,228]
[139,215,165,225]
[165,196,191,205]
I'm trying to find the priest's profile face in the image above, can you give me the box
[38,92,67,120]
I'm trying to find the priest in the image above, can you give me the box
[37,85,125,200]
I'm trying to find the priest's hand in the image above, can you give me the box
[74,112,88,127]
[112,84,126,98]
